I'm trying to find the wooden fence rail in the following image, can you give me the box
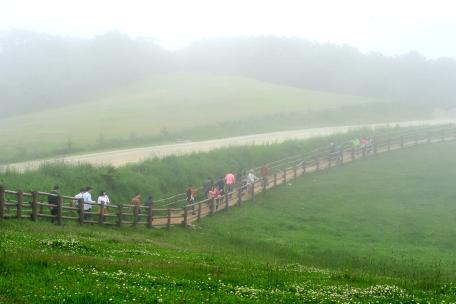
[0,125,455,228]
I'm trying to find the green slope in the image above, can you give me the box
[0,72,389,163]
[1,142,456,302]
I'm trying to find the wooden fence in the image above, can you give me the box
[1,125,455,229]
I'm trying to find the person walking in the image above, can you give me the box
[145,194,154,209]
[247,169,257,185]
[186,185,196,205]
[145,194,154,224]
[47,185,60,223]
[203,177,213,199]
[82,186,95,221]
[215,177,225,197]
[208,185,221,209]
[97,190,110,218]
[224,171,235,193]
[260,163,269,189]
[131,193,142,222]
[73,188,85,207]
[247,169,258,193]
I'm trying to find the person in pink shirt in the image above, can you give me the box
[208,185,220,199]
[225,171,235,193]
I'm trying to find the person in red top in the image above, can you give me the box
[208,185,220,199]
[224,171,235,193]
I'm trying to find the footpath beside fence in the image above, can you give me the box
[1,125,455,229]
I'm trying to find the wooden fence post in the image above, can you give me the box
[210,198,215,215]
[31,191,38,222]
[167,208,171,230]
[117,204,123,227]
[78,198,84,225]
[147,206,153,228]
[183,206,188,227]
[17,190,23,219]
[225,193,229,209]
[57,194,63,226]
[237,188,242,207]
[274,172,277,187]
[98,201,105,225]
[39,193,44,216]
[283,169,287,184]
[0,186,5,220]
[302,161,306,174]
[315,157,320,171]
[251,183,255,201]
[197,203,202,221]
[133,206,139,226]
[294,165,297,179]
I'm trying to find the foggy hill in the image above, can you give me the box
[177,37,456,106]
[1,31,455,119]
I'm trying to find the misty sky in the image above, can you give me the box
[1,0,456,59]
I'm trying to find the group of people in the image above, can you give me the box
[45,163,271,222]
[198,164,269,204]
[351,136,375,154]
[328,136,375,162]
[70,186,110,220]
[47,185,154,222]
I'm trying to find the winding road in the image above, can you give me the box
[1,119,454,173]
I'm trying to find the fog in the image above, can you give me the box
[0,30,456,118]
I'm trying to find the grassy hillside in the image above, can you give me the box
[0,72,406,164]
[1,141,456,302]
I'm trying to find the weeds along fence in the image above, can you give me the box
[1,125,455,229]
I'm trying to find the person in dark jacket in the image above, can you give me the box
[203,177,213,199]
[145,194,154,209]
[47,185,60,223]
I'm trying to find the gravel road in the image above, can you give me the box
[1,119,454,173]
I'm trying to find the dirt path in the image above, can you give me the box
[1,119,454,173]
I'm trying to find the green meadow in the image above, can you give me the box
[0,72,429,164]
[1,140,456,303]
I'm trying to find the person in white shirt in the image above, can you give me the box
[82,186,95,220]
[247,169,258,194]
[247,169,257,185]
[73,188,85,207]
[97,191,110,217]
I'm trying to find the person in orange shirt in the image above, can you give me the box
[260,163,269,189]
[131,193,141,222]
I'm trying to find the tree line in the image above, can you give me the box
[1,30,455,118]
